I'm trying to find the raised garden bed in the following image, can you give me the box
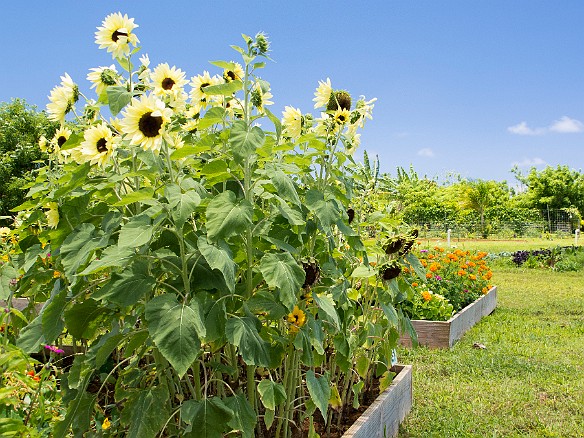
[342,364,413,438]
[400,286,497,349]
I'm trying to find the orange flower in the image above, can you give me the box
[425,272,432,279]
[457,270,466,276]
[422,291,432,301]
[428,254,435,259]
[53,270,61,278]
[429,263,440,272]
[469,274,477,280]
[420,259,428,267]
[412,282,419,287]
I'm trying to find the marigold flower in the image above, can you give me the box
[429,263,440,272]
[469,274,476,280]
[422,291,432,301]
[412,282,418,287]
[425,272,432,279]
[457,270,466,276]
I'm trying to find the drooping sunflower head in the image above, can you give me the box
[95,12,139,59]
[46,74,78,124]
[327,90,352,112]
[302,261,320,288]
[45,203,59,229]
[382,263,401,281]
[281,106,302,139]
[120,95,172,153]
[79,123,115,167]
[151,63,188,97]
[250,81,273,112]
[222,62,244,83]
[87,65,119,96]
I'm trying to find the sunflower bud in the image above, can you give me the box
[254,32,270,55]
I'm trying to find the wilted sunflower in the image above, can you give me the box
[79,123,115,167]
[282,106,302,139]
[313,78,333,109]
[120,95,172,153]
[87,65,119,96]
[95,12,139,59]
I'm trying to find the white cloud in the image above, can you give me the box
[512,157,547,167]
[549,116,584,133]
[508,116,583,135]
[507,122,545,136]
[417,148,434,157]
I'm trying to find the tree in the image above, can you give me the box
[0,98,55,225]
[462,180,510,237]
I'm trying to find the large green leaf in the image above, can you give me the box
[225,316,280,367]
[145,294,205,377]
[312,293,340,330]
[229,120,265,161]
[305,189,341,230]
[92,261,156,306]
[206,191,253,242]
[197,237,236,293]
[267,168,301,206]
[0,264,18,300]
[60,223,107,278]
[78,245,134,275]
[165,184,201,228]
[42,289,67,344]
[106,85,132,115]
[118,214,153,248]
[257,379,287,410]
[259,252,304,311]
[202,80,242,96]
[306,370,330,423]
[112,187,155,206]
[64,299,106,339]
[224,394,257,438]
[16,315,45,353]
[121,387,170,438]
[182,398,234,438]
[198,107,226,129]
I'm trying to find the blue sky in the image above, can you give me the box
[2,1,582,184]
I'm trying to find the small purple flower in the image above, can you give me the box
[420,249,428,253]
[435,275,442,280]
[44,345,65,354]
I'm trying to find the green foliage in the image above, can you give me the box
[0,99,55,224]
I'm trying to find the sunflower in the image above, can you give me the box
[87,65,119,96]
[282,106,302,139]
[250,82,273,112]
[222,62,244,83]
[95,12,139,59]
[45,203,59,229]
[151,63,188,97]
[313,78,332,109]
[189,71,221,102]
[287,305,307,332]
[332,108,351,126]
[120,95,172,153]
[79,123,115,167]
[46,74,78,124]
[51,126,72,160]
[38,136,48,153]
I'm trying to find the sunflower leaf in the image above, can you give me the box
[107,86,132,115]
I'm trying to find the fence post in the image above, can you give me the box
[447,229,451,247]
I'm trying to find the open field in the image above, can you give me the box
[396,261,584,437]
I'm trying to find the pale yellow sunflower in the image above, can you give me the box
[38,136,48,153]
[250,82,273,112]
[313,78,332,109]
[45,203,59,229]
[332,108,351,126]
[87,65,119,96]
[51,126,73,160]
[120,95,172,153]
[189,71,221,102]
[46,74,78,124]
[222,62,244,83]
[151,63,188,97]
[95,13,139,59]
[282,106,302,139]
[79,123,115,167]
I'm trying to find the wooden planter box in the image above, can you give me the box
[342,364,412,438]
[400,286,497,349]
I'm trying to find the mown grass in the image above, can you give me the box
[397,264,584,437]
[420,236,580,253]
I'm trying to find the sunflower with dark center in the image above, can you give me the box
[382,263,402,281]
[120,95,172,153]
[95,12,139,59]
[302,261,320,288]
[151,63,187,97]
[347,208,355,224]
[53,127,72,149]
[398,229,419,256]
[79,123,115,167]
[222,62,244,83]
[384,237,405,255]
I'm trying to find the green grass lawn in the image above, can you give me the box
[397,266,584,437]
[420,236,580,253]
